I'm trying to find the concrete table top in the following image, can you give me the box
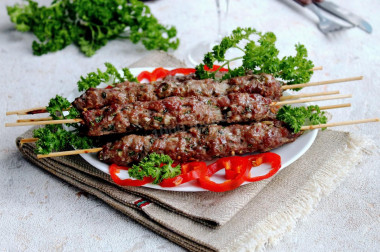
[0,0,379,251]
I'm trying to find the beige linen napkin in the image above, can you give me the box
[16,52,371,251]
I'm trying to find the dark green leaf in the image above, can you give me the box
[77,62,137,91]
[276,105,327,133]
[195,27,314,90]
[7,0,179,56]
[33,124,92,154]
[128,153,181,184]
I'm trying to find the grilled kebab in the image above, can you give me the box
[73,73,283,111]
[98,120,300,166]
[81,93,278,136]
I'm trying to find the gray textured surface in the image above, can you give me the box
[1,0,379,251]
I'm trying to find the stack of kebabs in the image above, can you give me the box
[7,70,378,168]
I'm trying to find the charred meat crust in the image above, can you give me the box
[98,120,301,166]
[81,93,279,136]
[73,73,282,111]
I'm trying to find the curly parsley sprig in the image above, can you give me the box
[33,124,92,154]
[195,27,314,90]
[77,62,137,91]
[7,0,179,56]
[128,153,181,184]
[33,95,92,154]
[276,105,327,133]
[46,95,79,120]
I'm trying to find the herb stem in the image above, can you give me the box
[234,45,245,53]
[216,56,243,72]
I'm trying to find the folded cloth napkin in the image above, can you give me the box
[16,52,371,251]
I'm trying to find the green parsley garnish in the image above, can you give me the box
[33,95,93,154]
[154,116,163,122]
[77,62,137,92]
[195,27,314,90]
[95,116,103,123]
[128,153,181,184]
[276,105,327,133]
[33,124,92,155]
[7,0,179,56]
[46,95,79,120]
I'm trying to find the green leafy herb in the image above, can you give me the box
[276,105,327,133]
[154,116,163,122]
[195,27,314,90]
[33,124,92,154]
[95,116,103,123]
[128,153,181,184]
[77,62,138,91]
[7,0,179,57]
[33,95,93,154]
[46,95,79,120]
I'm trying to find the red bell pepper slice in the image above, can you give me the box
[245,153,281,182]
[110,152,281,190]
[197,156,249,192]
[159,161,206,187]
[109,164,153,186]
[137,71,153,82]
[151,67,170,81]
[137,65,229,83]
[167,68,196,76]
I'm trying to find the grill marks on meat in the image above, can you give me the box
[81,93,278,136]
[72,73,282,111]
[98,120,300,166]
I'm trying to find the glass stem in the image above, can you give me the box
[215,0,230,42]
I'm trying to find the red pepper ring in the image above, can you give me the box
[245,153,282,182]
[137,66,229,83]
[109,152,281,190]
[159,161,206,187]
[109,164,153,186]
[223,156,250,180]
[167,68,196,76]
[197,156,250,192]
[137,71,153,82]
[151,67,170,81]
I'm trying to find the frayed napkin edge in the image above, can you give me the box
[228,131,374,252]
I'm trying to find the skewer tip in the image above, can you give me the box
[312,66,323,71]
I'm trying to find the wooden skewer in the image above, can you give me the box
[13,90,341,123]
[19,138,39,146]
[272,94,352,106]
[18,103,353,146]
[17,117,52,123]
[6,107,71,116]
[6,94,352,127]
[301,118,379,130]
[5,118,83,127]
[19,105,351,145]
[34,117,379,159]
[37,148,103,159]
[6,107,49,116]
[282,76,363,90]
[319,103,351,110]
[312,66,323,71]
[19,138,38,144]
[8,74,359,118]
[280,90,339,101]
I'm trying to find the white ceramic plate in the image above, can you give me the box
[68,67,318,192]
